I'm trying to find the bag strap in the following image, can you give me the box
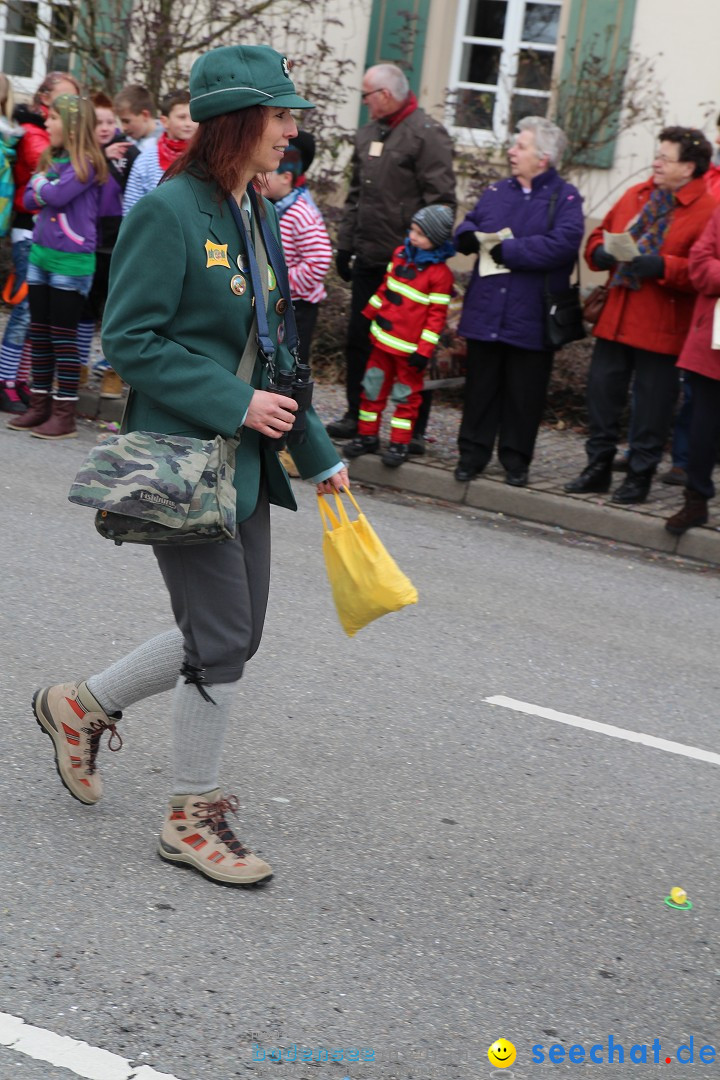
[247,184,300,360]
[317,489,360,533]
[544,189,580,294]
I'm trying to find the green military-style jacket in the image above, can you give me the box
[101,171,340,522]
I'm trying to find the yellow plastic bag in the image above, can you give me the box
[318,489,419,637]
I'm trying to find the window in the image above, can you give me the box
[448,0,562,141]
[0,0,72,97]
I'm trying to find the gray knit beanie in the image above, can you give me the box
[411,204,454,247]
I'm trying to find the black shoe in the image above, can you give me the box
[326,415,358,439]
[610,471,653,505]
[344,434,379,459]
[505,468,528,487]
[408,435,426,456]
[381,443,408,468]
[454,461,479,482]
[0,384,27,414]
[660,465,688,486]
[564,461,613,493]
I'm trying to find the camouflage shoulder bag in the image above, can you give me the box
[68,428,239,546]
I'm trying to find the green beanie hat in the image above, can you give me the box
[189,45,314,122]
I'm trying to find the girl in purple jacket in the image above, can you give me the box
[7,94,107,439]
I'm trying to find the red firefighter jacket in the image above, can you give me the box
[362,244,454,359]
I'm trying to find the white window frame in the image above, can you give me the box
[447,0,562,145]
[0,0,72,99]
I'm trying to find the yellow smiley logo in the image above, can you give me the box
[488,1039,517,1068]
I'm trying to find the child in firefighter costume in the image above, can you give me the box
[343,203,454,467]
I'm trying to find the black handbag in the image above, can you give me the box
[543,193,586,350]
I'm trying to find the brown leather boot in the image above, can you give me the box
[6,389,52,430]
[30,396,78,439]
[665,489,709,535]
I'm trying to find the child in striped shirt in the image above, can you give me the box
[263,131,332,365]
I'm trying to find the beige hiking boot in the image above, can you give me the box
[100,370,125,399]
[158,790,273,885]
[32,682,123,804]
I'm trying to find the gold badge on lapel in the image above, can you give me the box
[205,240,231,269]
[230,274,246,296]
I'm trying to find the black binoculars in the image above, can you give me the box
[265,362,314,451]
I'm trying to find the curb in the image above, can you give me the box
[76,387,720,569]
[343,452,720,569]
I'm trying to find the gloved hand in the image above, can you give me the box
[628,254,665,279]
[488,243,504,265]
[591,245,617,271]
[335,250,353,282]
[455,231,480,256]
[407,353,428,371]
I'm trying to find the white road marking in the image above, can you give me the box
[0,1010,184,1080]
[484,695,720,767]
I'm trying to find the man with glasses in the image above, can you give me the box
[327,63,456,448]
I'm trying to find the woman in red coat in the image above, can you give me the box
[666,207,720,533]
[565,127,717,504]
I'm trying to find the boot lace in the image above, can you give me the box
[193,794,249,857]
[85,718,123,774]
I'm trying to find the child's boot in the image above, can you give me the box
[32,681,123,804]
[344,434,379,458]
[30,395,78,439]
[381,442,409,468]
[6,389,52,429]
[158,789,273,885]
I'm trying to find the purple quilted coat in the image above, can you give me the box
[455,168,584,352]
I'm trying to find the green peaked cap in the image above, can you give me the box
[189,45,314,121]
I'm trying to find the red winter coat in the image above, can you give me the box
[362,244,454,359]
[12,104,49,219]
[677,207,720,382]
[585,176,718,355]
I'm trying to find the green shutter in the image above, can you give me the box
[361,0,430,121]
[555,0,638,168]
[72,0,134,91]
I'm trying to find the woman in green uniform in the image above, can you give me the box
[31,45,349,887]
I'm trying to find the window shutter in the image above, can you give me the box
[361,0,430,120]
[73,0,134,89]
[555,0,638,168]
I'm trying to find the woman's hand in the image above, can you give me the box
[316,467,350,495]
[244,388,298,438]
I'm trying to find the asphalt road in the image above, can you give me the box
[2,418,720,1080]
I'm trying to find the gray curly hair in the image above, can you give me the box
[516,116,568,167]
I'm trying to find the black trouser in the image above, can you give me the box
[81,251,112,323]
[585,338,680,473]
[344,262,433,432]
[686,371,720,499]
[293,299,319,367]
[457,339,554,472]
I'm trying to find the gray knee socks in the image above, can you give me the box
[171,677,238,794]
[85,629,184,714]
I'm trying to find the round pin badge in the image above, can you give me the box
[275,298,287,314]
[277,323,285,343]
[236,254,249,273]
[230,274,246,296]
[268,267,277,291]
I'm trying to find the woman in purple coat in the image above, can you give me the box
[453,117,584,485]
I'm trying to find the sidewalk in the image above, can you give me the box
[75,374,720,568]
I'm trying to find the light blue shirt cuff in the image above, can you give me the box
[308,461,344,484]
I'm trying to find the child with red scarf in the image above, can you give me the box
[122,90,197,214]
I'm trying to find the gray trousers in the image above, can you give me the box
[153,485,271,684]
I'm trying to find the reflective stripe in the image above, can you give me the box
[368,294,382,309]
[428,292,451,304]
[387,276,430,305]
[421,329,440,344]
[391,417,413,430]
[386,261,393,272]
[370,322,417,353]
[359,409,378,421]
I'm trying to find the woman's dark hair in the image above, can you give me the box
[659,126,712,177]
[163,106,268,197]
